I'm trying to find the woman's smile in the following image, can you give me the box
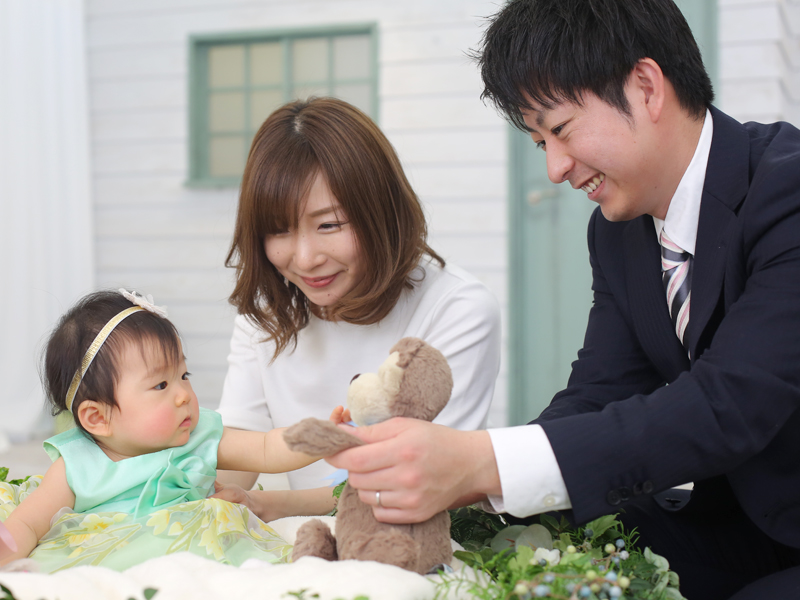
[301,273,339,288]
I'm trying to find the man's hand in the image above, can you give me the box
[326,417,501,524]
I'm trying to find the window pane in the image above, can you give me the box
[250,42,283,86]
[208,45,245,88]
[209,91,245,132]
[334,83,372,115]
[209,136,247,177]
[291,85,329,102]
[251,90,284,129]
[333,35,370,80]
[292,38,328,83]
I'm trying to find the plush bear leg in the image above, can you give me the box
[339,529,421,573]
[292,519,338,562]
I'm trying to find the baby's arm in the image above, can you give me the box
[0,458,75,565]
[217,406,349,473]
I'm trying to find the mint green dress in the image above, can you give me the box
[44,408,222,518]
[1,409,293,572]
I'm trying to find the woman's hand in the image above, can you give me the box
[212,481,256,512]
[211,482,338,522]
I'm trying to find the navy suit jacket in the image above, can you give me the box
[532,106,800,548]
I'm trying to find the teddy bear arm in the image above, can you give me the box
[283,418,364,457]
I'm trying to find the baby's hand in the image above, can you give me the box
[0,520,17,559]
[329,405,351,425]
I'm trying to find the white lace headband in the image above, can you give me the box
[64,289,168,412]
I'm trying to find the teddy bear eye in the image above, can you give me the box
[350,374,361,384]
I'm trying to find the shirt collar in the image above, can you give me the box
[652,108,714,255]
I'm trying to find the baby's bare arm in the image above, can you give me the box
[217,426,322,473]
[0,458,75,565]
[217,407,351,474]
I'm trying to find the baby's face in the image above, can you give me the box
[106,340,199,458]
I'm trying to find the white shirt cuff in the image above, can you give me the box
[486,425,572,517]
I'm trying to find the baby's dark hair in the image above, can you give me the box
[43,290,182,433]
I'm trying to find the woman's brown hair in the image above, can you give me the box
[226,97,444,359]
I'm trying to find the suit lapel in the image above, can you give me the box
[685,108,750,359]
[625,217,690,380]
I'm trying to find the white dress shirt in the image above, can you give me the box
[486,109,714,517]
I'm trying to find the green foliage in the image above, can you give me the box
[449,505,508,551]
[328,480,348,517]
[0,583,19,600]
[285,591,369,600]
[441,510,686,600]
[0,468,29,487]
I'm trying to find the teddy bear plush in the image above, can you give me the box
[282,337,454,575]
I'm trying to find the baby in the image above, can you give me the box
[0,289,347,566]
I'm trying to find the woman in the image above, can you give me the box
[214,97,501,519]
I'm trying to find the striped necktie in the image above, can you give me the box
[660,229,692,348]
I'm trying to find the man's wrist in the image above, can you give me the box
[465,430,502,498]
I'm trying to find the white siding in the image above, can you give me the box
[84,0,800,431]
[84,0,511,425]
[719,0,800,125]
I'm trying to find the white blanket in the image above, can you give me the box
[0,517,475,600]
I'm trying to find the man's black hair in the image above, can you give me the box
[475,0,714,130]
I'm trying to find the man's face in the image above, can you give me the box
[522,85,670,222]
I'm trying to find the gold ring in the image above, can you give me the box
[375,491,382,508]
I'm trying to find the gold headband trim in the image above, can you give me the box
[64,306,144,412]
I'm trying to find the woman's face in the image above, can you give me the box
[264,172,363,308]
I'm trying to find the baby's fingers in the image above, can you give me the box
[329,405,345,423]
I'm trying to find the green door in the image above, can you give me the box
[508,1,718,425]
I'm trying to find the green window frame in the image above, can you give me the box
[187,24,378,187]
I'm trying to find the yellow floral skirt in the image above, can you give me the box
[1,478,293,573]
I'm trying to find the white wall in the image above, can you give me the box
[83,0,800,431]
[719,0,800,124]
[84,0,511,425]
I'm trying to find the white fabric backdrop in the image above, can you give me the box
[0,0,94,440]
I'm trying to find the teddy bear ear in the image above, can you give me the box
[390,337,426,369]
[389,338,453,422]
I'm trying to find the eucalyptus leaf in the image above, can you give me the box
[508,545,535,571]
[645,547,670,572]
[515,524,554,550]
[653,572,670,595]
[490,525,527,553]
[664,587,687,600]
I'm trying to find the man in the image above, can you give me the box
[329,1,800,597]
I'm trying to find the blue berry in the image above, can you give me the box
[566,583,576,593]
[615,539,625,549]
[584,528,594,538]
[534,584,551,597]
[539,559,547,566]
[612,557,621,565]
[543,574,555,583]
[610,586,623,598]
[606,571,618,582]
[598,564,606,572]
[619,550,630,560]
[579,586,592,598]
